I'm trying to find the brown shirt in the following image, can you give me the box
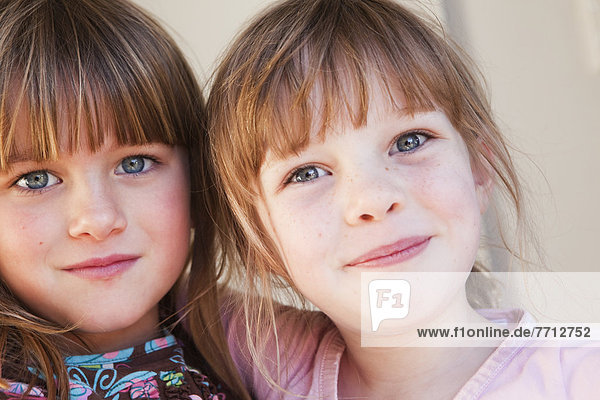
[0,334,225,400]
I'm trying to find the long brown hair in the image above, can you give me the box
[207,0,536,389]
[0,0,247,398]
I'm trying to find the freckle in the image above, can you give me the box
[385,167,389,171]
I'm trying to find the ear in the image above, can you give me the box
[472,142,494,214]
[474,168,494,214]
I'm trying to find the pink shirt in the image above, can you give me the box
[224,306,600,399]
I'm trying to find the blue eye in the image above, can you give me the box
[116,156,154,175]
[288,165,328,183]
[121,156,144,173]
[15,170,61,190]
[394,132,428,153]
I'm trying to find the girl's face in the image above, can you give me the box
[257,91,490,334]
[0,111,191,351]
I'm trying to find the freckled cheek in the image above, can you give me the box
[418,164,479,211]
[271,193,336,275]
[0,208,57,243]
[0,209,55,274]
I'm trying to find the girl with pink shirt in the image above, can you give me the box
[207,0,600,398]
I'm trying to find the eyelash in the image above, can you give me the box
[11,170,61,196]
[390,129,433,155]
[281,129,434,185]
[283,164,328,186]
[115,154,160,177]
[10,153,161,195]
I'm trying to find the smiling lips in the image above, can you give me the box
[345,236,431,268]
[64,254,140,279]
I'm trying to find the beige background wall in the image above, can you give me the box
[133,0,600,272]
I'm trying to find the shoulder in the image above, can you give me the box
[460,310,600,399]
[220,290,337,349]
[220,291,344,399]
[481,344,600,399]
[547,345,600,398]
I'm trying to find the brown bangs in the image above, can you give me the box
[216,0,471,168]
[0,0,200,170]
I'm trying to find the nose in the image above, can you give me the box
[342,167,405,225]
[68,180,127,240]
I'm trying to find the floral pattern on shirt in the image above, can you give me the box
[0,335,225,400]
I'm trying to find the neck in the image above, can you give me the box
[63,306,161,355]
[337,292,498,399]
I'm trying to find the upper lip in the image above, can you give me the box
[64,254,140,270]
[345,236,431,267]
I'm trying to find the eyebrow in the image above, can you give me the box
[5,152,34,164]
